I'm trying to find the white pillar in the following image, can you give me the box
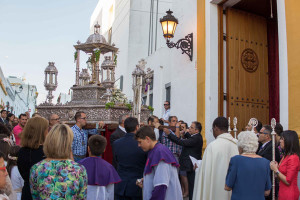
[277,0,289,129]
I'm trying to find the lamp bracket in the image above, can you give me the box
[166,33,193,61]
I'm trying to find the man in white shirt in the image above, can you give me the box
[161,101,170,125]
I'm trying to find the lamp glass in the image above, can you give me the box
[161,21,177,38]
[86,58,92,70]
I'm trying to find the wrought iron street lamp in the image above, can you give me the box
[160,9,193,61]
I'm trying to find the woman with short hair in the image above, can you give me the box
[270,130,300,200]
[225,131,271,200]
[30,124,88,199]
[17,117,48,200]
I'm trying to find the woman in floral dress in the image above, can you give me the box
[30,124,87,199]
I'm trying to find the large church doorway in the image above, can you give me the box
[218,0,279,132]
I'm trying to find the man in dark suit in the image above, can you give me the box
[165,121,203,200]
[113,117,147,200]
[0,110,7,124]
[110,114,129,168]
[257,125,280,200]
[110,114,129,144]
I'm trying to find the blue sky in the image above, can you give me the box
[0,0,98,103]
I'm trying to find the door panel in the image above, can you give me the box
[227,8,269,133]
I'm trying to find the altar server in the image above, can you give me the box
[79,135,121,200]
[135,126,182,200]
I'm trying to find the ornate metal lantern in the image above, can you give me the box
[44,62,58,104]
[86,57,92,71]
[101,56,116,87]
[160,10,193,61]
[160,9,178,39]
[79,68,90,86]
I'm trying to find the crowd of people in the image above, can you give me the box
[0,101,299,200]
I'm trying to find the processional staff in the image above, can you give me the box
[271,118,276,200]
[228,117,232,134]
[249,118,258,133]
[233,117,237,139]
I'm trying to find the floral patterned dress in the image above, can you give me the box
[30,159,87,200]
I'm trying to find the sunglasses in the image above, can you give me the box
[0,166,6,171]
[259,132,269,135]
[164,104,169,106]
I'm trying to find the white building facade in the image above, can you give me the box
[90,0,197,125]
[0,67,38,117]
[91,0,300,147]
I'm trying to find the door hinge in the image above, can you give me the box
[223,93,227,101]
[223,33,227,41]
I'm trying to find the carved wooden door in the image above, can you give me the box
[227,8,269,133]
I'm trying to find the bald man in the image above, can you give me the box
[49,114,60,130]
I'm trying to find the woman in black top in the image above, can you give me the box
[17,117,48,200]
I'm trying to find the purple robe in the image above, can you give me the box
[79,157,121,186]
[143,143,182,200]
[144,143,179,175]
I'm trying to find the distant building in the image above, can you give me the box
[0,67,38,117]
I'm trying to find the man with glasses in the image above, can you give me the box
[161,101,170,125]
[71,111,105,162]
[165,121,203,200]
[257,125,280,200]
[162,116,182,162]
[48,113,60,130]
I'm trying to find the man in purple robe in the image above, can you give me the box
[79,135,121,200]
[135,126,182,200]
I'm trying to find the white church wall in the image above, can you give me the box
[146,0,197,125]
[90,0,197,125]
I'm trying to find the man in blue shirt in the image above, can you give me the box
[71,111,104,162]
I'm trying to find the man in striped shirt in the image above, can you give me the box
[71,111,104,162]
[161,116,182,161]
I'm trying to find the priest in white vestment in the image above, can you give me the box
[193,117,239,200]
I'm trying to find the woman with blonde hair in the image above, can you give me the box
[17,117,48,200]
[30,124,88,199]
